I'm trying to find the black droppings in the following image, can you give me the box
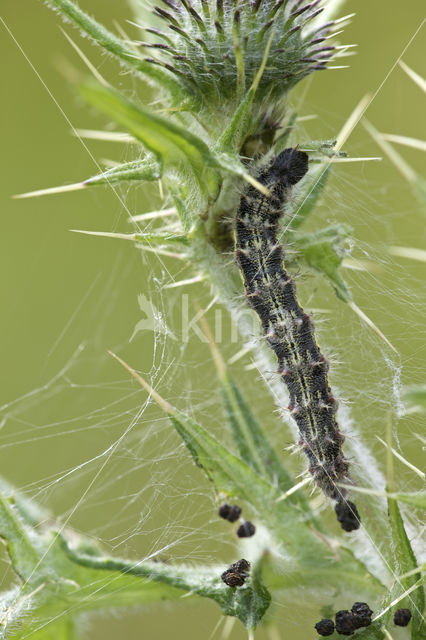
[221,558,250,588]
[335,610,357,636]
[315,618,335,636]
[221,570,245,587]
[236,520,256,538]
[394,608,411,627]
[335,500,361,532]
[218,503,242,522]
[351,602,373,628]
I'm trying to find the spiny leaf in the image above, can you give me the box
[14,157,162,199]
[197,319,317,515]
[169,412,281,512]
[0,495,43,583]
[108,351,281,512]
[222,376,291,484]
[390,492,426,511]
[339,485,426,510]
[108,352,386,601]
[217,31,274,152]
[292,224,352,301]
[71,229,188,246]
[84,157,162,185]
[81,80,220,197]
[387,496,425,638]
[0,492,269,633]
[0,478,50,528]
[60,537,270,630]
[289,162,331,229]
[169,184,194,232]
[45,0,192,102]
[385,419,425,640]
[197,314,299,492]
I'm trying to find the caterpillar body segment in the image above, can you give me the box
[235,148,359,529]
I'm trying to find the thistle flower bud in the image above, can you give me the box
[144,0,339,107]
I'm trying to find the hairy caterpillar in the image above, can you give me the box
[235,148,360,530]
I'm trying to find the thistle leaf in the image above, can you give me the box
[81,81,220,197]
[339,485,426,510]
[221,376,292,485]
[0,495,42,583]
[84,156,162,185]
[197,316,299,493]
[387,496,425,639]
[292,224,352,301]
[0,486,269,632]
[382,420,425,640]
[289,163,331,229]
[0,478,50,528]
[169,412,280,511]
[71,229,188,246]
[60,537,271,630]
[390,492,426,511]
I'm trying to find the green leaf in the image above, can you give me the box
[384,418,425,640]
[0,494,43,583]
[170,185,194,232]
[222,375,286,480]
[402,384,426,414]
[84,157,162,186]
[109,354,386,601]
[60,536,270,630]
[272,112,297,153]
[81,81,220,198]
[390,492,426,510]
[166,409,382,597]
[169,412,281,513]
[220,374,313,505]
[341,623,385,640]
[45,0,191,102]
[0,497,269,633]
[289,163,331,230]
[214,152,268,194]
[292,224,352,301]
[216,32,274,152]
[387,495,425,639]
[0,477,50,528]
[340,485,426,510]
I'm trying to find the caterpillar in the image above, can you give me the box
[235,147,360,531]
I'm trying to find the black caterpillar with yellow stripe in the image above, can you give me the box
[235,148,360,531]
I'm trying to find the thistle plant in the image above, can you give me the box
[1,1,425,639]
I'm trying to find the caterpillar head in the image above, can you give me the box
[270,148,309,186]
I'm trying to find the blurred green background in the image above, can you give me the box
[0,1,425,638]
